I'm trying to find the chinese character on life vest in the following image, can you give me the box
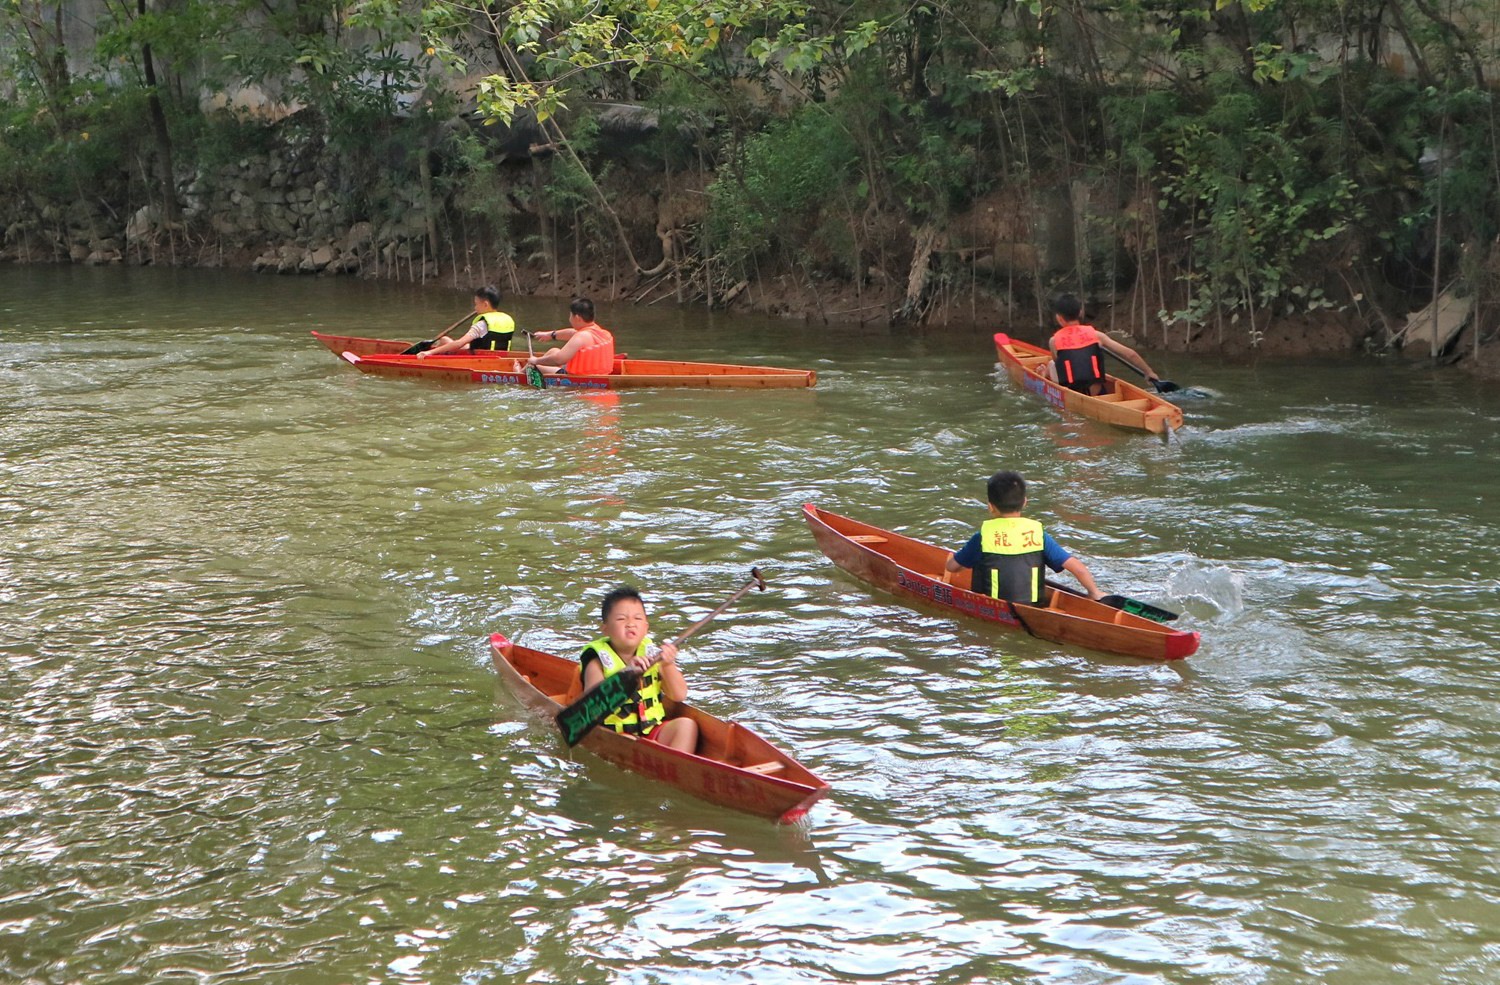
[1020,529,1041,549]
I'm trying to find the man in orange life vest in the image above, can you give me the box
[944,470,1105,605]
[524,296,615,377]
[1043,294,1162,396]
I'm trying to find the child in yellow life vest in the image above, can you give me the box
[417,285,516,358]
[943,470,1106,604]
[579,586,699,754]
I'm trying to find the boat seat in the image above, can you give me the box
[849,534,888,544]
[743,761,785,775]
[1114,399,1151,410]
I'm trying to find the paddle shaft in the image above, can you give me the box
[1044,577,1179,623]
[401,310,475,354]
[555,568,767,745]
[1101,346,1179,393]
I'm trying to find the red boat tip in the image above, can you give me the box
[1165,630,1201,661]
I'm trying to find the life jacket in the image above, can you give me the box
[565,325,616,376]
[468,311,516,351]
[1052,323,1104,393]
[579,635,665,734]
[972,516,1046,603]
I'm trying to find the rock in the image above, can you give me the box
[344,221,374,252]
[125,205,159,245]
[70,243,89,262]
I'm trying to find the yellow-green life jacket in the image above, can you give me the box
[580,635,664,734]
[469,310,516,350]
[974,516,1045,603]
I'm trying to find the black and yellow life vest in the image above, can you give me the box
[468,310,516,351]
[972,516,1046,603]
[579,635,665,734]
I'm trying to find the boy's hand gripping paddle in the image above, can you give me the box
[555,568,767,746]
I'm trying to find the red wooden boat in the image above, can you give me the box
[804,504,1198,661]
[338,350,816,389]
[490,633,829,823]
[993,332,1183,434]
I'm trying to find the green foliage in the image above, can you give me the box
[706,107,858,267]
[1106,73,1365,327]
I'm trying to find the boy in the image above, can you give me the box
[1043,293,1161,395]
[944,470,1105,605]
[525,296,615,376]
[579,586,698,754]
[417,285,515,358]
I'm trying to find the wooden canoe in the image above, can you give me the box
[490,633,829,823]
[993,333,1183,434]
[803,504,1199,661]
[310,330,420,357]
[338,350,817,389]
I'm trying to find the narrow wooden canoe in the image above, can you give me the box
[993,333,1183,434]
[310,330,418,356]
[490,633,829,823]
[803,504,1198,661]
[339,350,817,389]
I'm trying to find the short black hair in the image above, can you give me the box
[1052,293,1084,321]
[601,585,643,621]
[986,470,1027,512]
[570,297,595,321]
[473,285,502,306]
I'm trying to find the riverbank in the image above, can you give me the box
[5,135,1494,377]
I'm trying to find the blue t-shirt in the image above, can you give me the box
[953,529,1071,572]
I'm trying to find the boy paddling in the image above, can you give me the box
[1042,293,1162,395]
[578,586,699,754]
[944,470,1105,604]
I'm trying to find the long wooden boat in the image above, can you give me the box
[803,504,1198,661]
[993,333,1183,434]
[490,633,829,823]
[311,330,434,357]
[338,350,817,389]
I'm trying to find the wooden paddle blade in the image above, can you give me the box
[555,669,641,746]
[1152,379,1182,393]
[525,365,546,389]
[401,339,438,355]
[1100,594,1179,622]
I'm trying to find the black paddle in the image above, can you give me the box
[400,310,475,355]
[1044,578,1179,623]
[1100,348,1181,394]
[556,568,768,746]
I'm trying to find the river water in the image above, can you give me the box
[3,265,1499,984]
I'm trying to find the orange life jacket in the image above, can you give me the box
[1052,323,1104,392]
[565,325,616,376]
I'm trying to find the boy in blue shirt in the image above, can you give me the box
[944,470,1105,604]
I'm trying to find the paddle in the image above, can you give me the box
[1099,348,1181,394]
[400,310,475,355]
[556,567,767,746]
[522,331,546,389]
[1044,578,1179,622]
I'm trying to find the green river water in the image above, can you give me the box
[3,265,1499,984]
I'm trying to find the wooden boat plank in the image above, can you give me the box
[804,504,1198,661]
[992,332,1183,434]
[490,634,829,822]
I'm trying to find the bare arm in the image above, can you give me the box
[529,331,590,368]
[1097,333,1158,382]
[944,551,966,574]
[418,326,477,358]
[1061,556,1105,600]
